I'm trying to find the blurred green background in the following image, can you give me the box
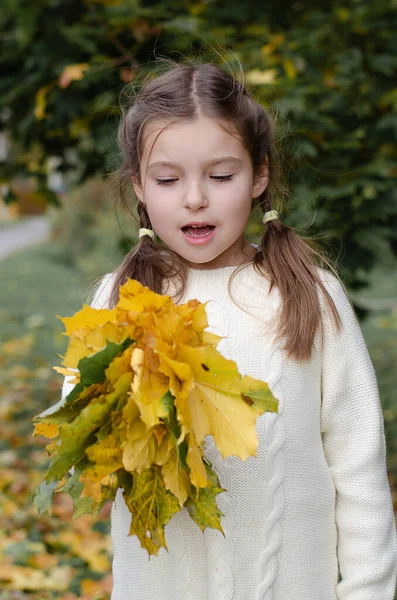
[1,0,396,597]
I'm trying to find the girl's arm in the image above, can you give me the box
[320,272,397,599]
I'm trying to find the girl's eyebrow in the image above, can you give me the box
[147,157,243,170]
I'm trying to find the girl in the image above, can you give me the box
[58,61,397,599]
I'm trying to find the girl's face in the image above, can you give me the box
[132,116,269,269]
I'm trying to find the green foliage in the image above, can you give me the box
[1,0,397,290]
[353,265,397,501]
[185,461,225,532]
[48,178,136,280]
[66,338,134,403]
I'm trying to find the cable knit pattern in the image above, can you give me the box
[165,511,192,600]
[204,456,234,600]
[47,264,397,600]
[256,345,285,600]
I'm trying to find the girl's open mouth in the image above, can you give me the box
[182,225,214,237]
[181,225,216,245]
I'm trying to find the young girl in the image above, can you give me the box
[59,62,397,599]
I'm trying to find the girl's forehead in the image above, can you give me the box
[140,117,244,164]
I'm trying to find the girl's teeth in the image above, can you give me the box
[184,225,214,237]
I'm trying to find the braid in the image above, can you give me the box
[260,197,272,215]
[259,196,275,228]
[137,202,154,241]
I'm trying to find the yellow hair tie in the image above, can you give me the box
[138,228,154,239]
[262,209,279,225]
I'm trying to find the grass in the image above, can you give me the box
[1,243,89,369]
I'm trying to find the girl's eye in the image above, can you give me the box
[156,179,177,186]
[211,175,234,182]
[156,175,234,186]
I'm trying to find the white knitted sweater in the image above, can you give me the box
[54,264,397,600]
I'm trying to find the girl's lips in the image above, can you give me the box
[181,226,216,245]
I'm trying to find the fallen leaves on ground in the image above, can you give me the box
[0,331,112,599]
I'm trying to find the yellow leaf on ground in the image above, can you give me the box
[54,529,110,572]
[81,573,113,596]
[0,564,74,591]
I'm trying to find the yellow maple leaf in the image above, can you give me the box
[129,346,169,428]
[118,278,170,308]
[186,432,208,489]
[32,422,59,439]
[61,321,135,369]
[122,418,156,474]
[124,466,180,555]
[53,365,79,379]
[105,345,134,385]
[177,344,278,460]
[58,304,117,335]
[153,431,174,466]
[161,447,191,506]
[152,424,167,446]
[84,431,123,481]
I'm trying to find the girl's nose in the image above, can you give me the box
[183,180,209,210]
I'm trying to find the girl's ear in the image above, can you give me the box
[252,156,269,199]
[131,175,144,204]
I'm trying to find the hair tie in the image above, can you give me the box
[262,209,279,225]
[138,228,154,240]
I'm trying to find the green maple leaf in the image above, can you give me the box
[66,338,134,403]
[185,462,225,533]
[44,371,132,481]
[30,480,59,515]
[124,465,180,556]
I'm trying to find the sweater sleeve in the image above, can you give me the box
[319,272,397,599]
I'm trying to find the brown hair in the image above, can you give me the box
[107,57,342,361]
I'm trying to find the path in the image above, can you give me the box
[0,215,51,259]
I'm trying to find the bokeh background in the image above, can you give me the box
[1,0,397,598]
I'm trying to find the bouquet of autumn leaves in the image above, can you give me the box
[32,278,278,556]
